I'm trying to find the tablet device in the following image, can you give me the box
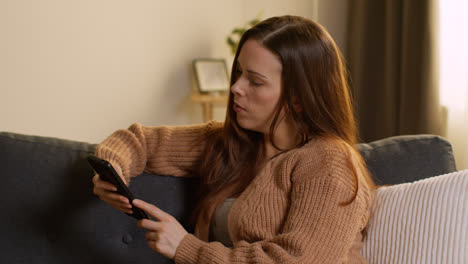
[87,155,149,220]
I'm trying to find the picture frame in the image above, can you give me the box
[192,58,230,93]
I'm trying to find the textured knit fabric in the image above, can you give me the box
[95,121,373,264]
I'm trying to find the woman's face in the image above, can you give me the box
[231,39,283,134]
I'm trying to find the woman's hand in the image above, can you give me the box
[133,199,188,259]
[92,167,132,214]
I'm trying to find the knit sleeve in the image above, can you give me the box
[95,121,222,184]
[174,141,372,264]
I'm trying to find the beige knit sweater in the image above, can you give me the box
[96,121,372,264]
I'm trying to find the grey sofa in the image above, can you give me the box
[0,132,457,264]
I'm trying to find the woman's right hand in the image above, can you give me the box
[92,169,133,214]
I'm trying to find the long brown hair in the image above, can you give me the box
[191,15,375,239]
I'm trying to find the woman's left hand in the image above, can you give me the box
[133,199,188,259]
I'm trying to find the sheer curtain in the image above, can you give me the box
[440,0,468,170]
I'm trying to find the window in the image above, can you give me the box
[439,0,468,169]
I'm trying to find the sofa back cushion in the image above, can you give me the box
[358,135,457,185]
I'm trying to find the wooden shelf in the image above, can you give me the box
[191,92,229,122]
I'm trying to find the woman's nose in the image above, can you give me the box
[231,79,245,96]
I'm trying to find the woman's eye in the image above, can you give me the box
[250,80,262,87]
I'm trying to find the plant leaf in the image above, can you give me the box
[227,37,235,46]
[232,28,245,35]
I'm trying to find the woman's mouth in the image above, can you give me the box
[233,103,245,113]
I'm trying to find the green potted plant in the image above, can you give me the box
[226,12,263,55]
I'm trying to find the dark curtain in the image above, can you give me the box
[347,0,446,142]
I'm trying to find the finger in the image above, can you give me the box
[93,187,131,207]
[145,231,160,241]
[102,196,132,208]
[133,199,171,221]
[99,195,133,213]
[107,201,134,214]
[93,185,128,202]
[147,240,159,254]
[95,180,118,192]
[92,174,118,192]
[92,174,99,184]
[138,218,164,231]
[104,192,130,204]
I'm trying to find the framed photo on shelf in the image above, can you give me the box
[192,58,230,93]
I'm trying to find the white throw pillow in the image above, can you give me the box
[361,170,468,263]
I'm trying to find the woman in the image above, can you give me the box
[93,15,375,263]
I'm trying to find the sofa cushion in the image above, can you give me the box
[361,170,468,263]
[358,135,457,185]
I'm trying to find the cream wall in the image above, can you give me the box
[316,0,349,58]
[1,0,347,143]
